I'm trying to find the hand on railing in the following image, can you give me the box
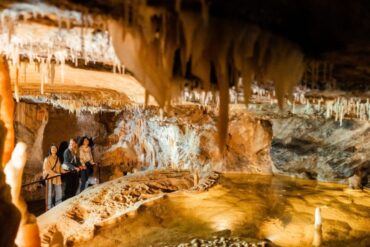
[22,169,73,188]
[22,163,102,188]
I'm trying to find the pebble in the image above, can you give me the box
[170,236,267,247]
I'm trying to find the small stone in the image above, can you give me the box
[191,238,199,246]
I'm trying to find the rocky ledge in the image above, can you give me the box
[38,169,220,246]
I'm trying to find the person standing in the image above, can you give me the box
[62,138,83,199]
[42,144,63,210]
[79,137,96,191]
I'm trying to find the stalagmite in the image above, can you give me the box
[0,56,14,167]
[0,55,21,247]
[312,207,322,247]
[4,143,40,247]
[193,170,199,186]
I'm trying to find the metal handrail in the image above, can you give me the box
[21,163,101,188]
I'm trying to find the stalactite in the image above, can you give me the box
[50,62,55,84]
[339,102,344,127]
[14,65,19,103]
[356,100,360,118]
[22,61,27,84]
[41,63,45,95]
[81,13,85,61]
[200,0,210,25]
[107,4,304,149]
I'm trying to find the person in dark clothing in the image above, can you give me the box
[57,141,69,164]
[62,138,84,199]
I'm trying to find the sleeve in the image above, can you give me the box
[62,149,75,170]
[76,155,82,167]
[56,159,63,174]
[42,158,48,177]
[43,158,57,177]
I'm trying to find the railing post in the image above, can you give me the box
[98,163,101,184]
[44,179,48,211]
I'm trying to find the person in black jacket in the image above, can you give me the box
[62,138,84,199]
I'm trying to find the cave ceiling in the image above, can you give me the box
[0,0,369,149]
[0,0,369,93]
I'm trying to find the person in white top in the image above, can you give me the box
[79,137,96,191]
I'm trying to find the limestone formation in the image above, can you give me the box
[100,105,273,176]
[0,1,369,246]
[0,55,21,247]
[348,166,369,190]
[38,169,217,246]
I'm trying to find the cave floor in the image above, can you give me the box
[77,174,370,247]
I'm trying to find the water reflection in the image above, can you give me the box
[78,174,370,247]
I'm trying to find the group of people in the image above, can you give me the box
[42,136,96,210]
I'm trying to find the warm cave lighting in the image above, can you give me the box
[213,215,235,232]
[5,143,40,247]
[0,1,370,247]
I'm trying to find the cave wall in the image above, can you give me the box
[14,102,48,178]
[15,99,370,199]
[100,106,273,177]
[270,116,370,181]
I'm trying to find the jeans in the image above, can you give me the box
[80,169,88,192]
[80,162,94,192]
[47,182,62,210]
[64,172,79,200]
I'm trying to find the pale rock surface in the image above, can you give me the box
[38,169,215,246]
[270,115,370,182]
[100,105,273,176]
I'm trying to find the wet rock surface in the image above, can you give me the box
[78,174,370,247]
[38,169,219,246]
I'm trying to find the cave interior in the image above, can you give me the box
[0,1,370,247]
